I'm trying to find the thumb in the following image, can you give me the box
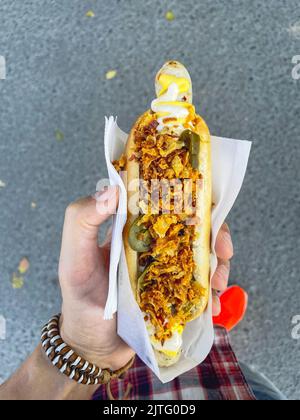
[67,186,119,240]
[59,186,118,285]
[65,185,118,238]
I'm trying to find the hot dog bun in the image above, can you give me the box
[121,61,211,366]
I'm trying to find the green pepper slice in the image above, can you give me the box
[128,216,152,252]
[137,265,152,291]
[137,264,154,304]
[179,129,201,169]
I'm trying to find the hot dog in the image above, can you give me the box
[114,61,211,367]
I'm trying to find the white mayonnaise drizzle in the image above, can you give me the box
[151,83,188,132]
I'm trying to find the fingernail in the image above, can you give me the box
[94,186,118,202]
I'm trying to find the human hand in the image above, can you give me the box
[211,223,234,316]
[58,186,135,371]
[58,184,232,371]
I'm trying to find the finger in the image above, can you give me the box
[212,293,221,316]
[211,259,230,292]
[94,187,119,224]
[101,225,113,249]
[64,186,118,239]
[59,186,118,286]
[215,223,234,260]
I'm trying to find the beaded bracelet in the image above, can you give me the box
[41,314,135,385]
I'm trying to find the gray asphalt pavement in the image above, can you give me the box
[0,0,299,399]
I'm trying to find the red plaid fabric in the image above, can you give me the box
[93,327,256,401]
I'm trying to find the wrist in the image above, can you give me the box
[59,317,117,370]
[59,310,135,371]
[42,314,121,389]
[38,345,99,399]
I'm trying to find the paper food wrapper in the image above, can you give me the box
[103,116,251,383]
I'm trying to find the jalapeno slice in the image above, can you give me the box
[179,129,201,169]
[128,216,152,252]
[137,264,154,304]
[137,264,152,291]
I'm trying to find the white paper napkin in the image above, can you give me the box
[102,116,251,382]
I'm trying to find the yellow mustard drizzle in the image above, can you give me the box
[158,74,190,96]
[151,73,195,131]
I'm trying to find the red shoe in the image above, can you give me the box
[213,285,248,332]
